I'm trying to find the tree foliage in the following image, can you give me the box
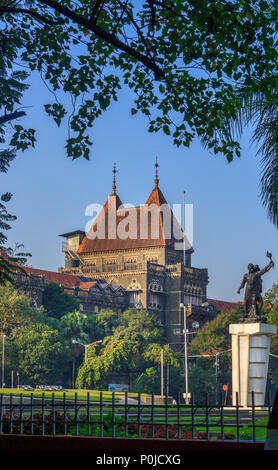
[75,308,183,394]
[220,78,278,227]
[42,281,80,319]
[265,284,278,387]
[189,307,243,356]
[0,282,42,334]
[0,31,31,284]
[0,1,277,162]
[11,322,71,385]
[188,306,243,399]
[0,284,71,385]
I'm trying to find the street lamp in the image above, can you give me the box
[160,348,164,397]
[180,302,189,404]
[179,301,200,405]
[72,339,103,362]
[2,334,6,389]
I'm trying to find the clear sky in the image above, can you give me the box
[1,72,277,302]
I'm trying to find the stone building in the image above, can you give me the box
[13,267,129,314]
[58,164,218,349]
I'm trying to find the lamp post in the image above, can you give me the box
[180,302,189,404]
[179,301,200,404]
[160,348,164,397]
[2,334,6,389]
[72,339,103,362]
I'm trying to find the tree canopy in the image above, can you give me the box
[0,284,72,385]
[264,283,278,387]
[11,322,71,385]
[188,306,243,400]
[75,308,183,394]
[42,281,80,319]
[0,1,277,162]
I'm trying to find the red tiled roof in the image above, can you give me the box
[208,298,244,312]
[22,266,80,288]
[78,281,97,290]
[77,187,193,254]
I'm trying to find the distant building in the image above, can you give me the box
[13,266,129,314]
[6,164,244,353]
[57,162,219,350]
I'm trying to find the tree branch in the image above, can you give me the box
[0,6,63,25]
[0,111,26,125]
[116,0,153,59]
[90,0,105,23]
[37,0,164,79]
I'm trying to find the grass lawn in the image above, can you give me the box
[0,388,127,402]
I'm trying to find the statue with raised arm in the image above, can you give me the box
[237,252,274,322]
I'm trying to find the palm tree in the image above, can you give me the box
[219,77,278,228]
[60,311,91,388]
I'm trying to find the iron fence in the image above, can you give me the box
[0,391,273,441]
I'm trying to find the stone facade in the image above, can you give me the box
[13,268,129,314]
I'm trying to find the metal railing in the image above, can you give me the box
[0,391,273,441]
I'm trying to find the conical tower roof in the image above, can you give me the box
[77,164,193,254]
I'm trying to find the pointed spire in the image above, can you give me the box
[154,157,159,189]
[111,163,117,195]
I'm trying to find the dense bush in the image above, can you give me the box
[1,411,67,435]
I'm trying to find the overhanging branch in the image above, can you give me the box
[0,6,61,25]
[0,111,26,125]
[37,0,164,79]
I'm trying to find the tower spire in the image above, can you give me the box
[154,157,159,189]
[111,163,117,196]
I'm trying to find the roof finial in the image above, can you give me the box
[111,162,117,196]
[154,157,159,189]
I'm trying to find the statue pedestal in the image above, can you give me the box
[229,323,277,407]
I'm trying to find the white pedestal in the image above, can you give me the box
[229,323,277,407]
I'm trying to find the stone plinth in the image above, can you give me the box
[229,323,277,407]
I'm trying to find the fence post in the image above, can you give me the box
[74,392,78,436]
[151,392,155,439]
[63,392,66,435]
[191,392,195,439]
[100,391,103,438]
[235,391,239,441]
[87,392,91,437]
[112,392,115,438]
[52,392,55,436]
[0,394,3,434]
[124,391,128,438]
[19,393,23,434]
[205,392,209,439]
[165,390,168,440]
[138,392,141,438]
[251,391,256,442]
[220,391,224,440]
[41,393,45,436]
[30,393,34,435]
[177,392,181,440]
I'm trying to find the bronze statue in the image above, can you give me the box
[237,252,274,322]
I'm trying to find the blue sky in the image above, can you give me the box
[1,72,277,302]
